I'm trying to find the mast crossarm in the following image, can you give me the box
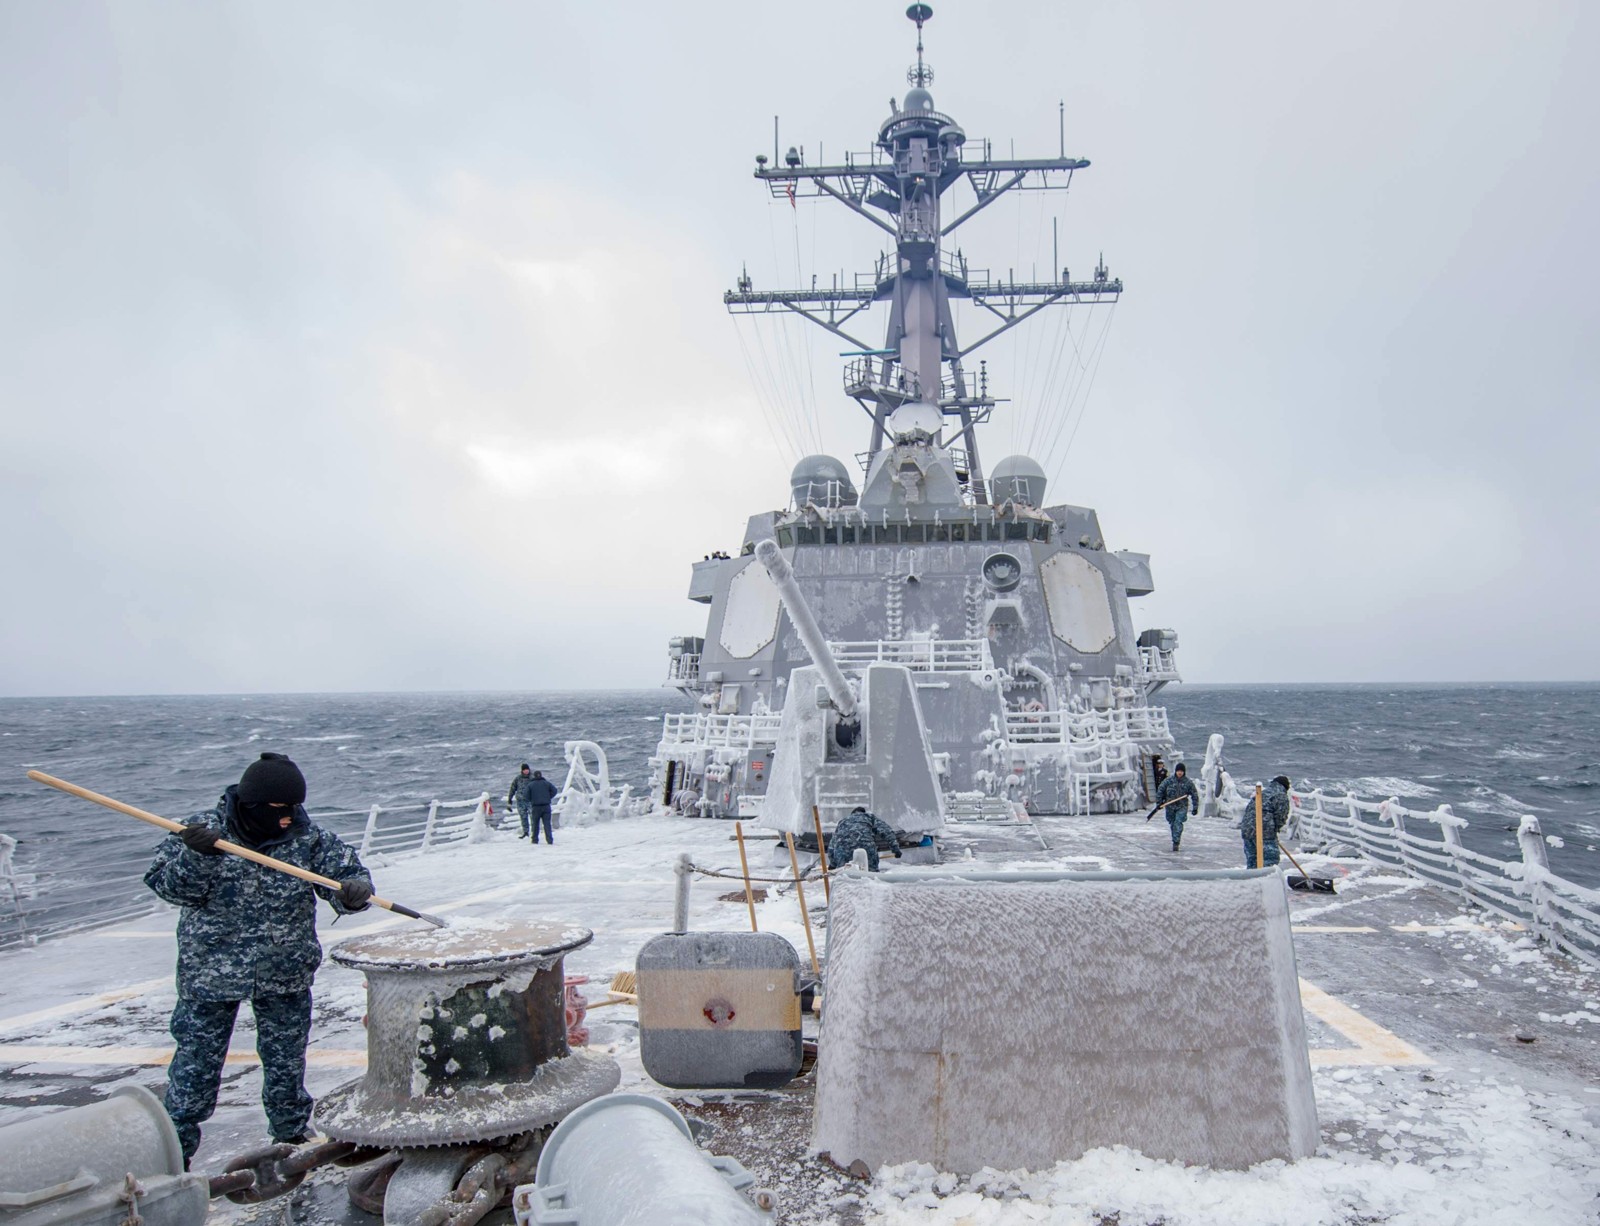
[960,276,1123,304]
[959,157,1091,174]
[944,162,1086,235]
[725,287,877,308]
[726,298,874,353]
[958,286,1117,358]
[812,177,899,235]
[938,170,1022,235]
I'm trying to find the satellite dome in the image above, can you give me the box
[887,401,943,442]
[990,455,1048,506]
[938,122,966,147]
[903,87,935,112]
[790,454,858,509]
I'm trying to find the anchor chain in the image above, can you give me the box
[208,1138,372,1204]
[415,1133,543,1226]
[117,1173,145,1226]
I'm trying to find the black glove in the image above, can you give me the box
[894,848,904,859]
[178,825,224,856]
[338,878,373,911]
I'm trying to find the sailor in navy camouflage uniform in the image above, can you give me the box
[826,807,903,872]
[507,764,536,838]
[144,752,372,1167]
[1241,774,1293,868]
[1153,762,1199,851]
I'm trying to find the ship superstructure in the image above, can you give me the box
[655,5,1180,823]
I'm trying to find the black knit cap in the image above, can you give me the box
[238,752,307,805]
[1273,774,1293,790]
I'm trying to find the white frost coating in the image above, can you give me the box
[1039,552,1115,652]
[718,559,783,658]
[488,1025,506,1041]
[813,871,1318,1173]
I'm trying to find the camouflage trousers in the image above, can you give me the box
[514,800,533,837]
[164,991,314,1164]
[1166,811,1189,848]
[1242,834,1281,869]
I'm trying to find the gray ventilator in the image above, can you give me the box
[0,1085,209,1226]
[513,1093,775,1225]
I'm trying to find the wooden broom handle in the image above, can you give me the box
[29,769,388,904]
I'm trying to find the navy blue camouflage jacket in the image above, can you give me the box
[1238,780,1291,838]
[1154,774,1199,816]
[826,810,901,870]
[144,786,372,1000]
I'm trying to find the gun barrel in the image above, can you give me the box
[755,539,857,718]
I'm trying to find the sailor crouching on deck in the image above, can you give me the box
[1241,774,1293,868]
[827,806,903,873]
[143,752,373,1168]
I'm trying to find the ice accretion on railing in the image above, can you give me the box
[1227,778,1600,971]
[553,740,652,827]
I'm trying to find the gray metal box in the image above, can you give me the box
[637,932,803,1089]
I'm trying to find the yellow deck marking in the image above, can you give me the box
[0,1045,366,1069]
[0,979,170,1035]
[1298,979,1431,1067]
[1292,925,1377,933]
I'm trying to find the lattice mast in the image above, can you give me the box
[725,3,1123,503]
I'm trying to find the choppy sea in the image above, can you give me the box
[0,684,1595,940]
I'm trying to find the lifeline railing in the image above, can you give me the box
[827,638,994,672]
[1287,788,1600,971]
[658,711,784,751]
[1005,706,1172,746]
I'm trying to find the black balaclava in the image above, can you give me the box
[234,752,307,845]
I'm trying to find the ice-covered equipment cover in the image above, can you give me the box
[812,869,1318,1172]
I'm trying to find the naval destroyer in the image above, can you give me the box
[2,9,1596,1225]
[653,4,1184,835]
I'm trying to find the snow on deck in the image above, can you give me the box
[0,809,1596,1225]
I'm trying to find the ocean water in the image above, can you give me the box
[0,684,1595,938]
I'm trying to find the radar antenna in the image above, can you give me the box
[907,3,935,87]
[726,3,1122,502]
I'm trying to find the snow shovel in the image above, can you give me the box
[1280,844,1336,894]
[27,770,449,926]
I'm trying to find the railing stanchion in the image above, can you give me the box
[420,800,440,851]
[359,805,381,857]
[1515,815,1553,945]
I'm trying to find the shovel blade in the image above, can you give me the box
[1287,875,1336,894]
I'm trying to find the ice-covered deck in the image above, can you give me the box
[0,809,1596,1224]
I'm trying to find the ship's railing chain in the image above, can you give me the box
[1287,787,1600,971]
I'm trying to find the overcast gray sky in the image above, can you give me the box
[3,1,1596,695]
